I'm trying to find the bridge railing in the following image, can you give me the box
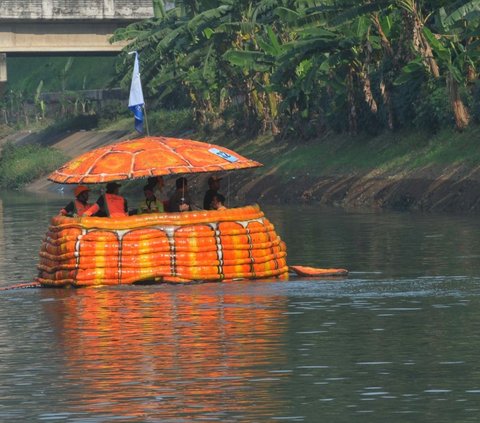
[0,0,154,21]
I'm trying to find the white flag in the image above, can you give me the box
[128,51,145,133]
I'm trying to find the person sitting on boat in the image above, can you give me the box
[211,193,227,211]
[82,182,129,217]
[138,184,164,214]
[59,185,92,217]
[147,176,164,196]
[146,175,169,210]
[168,177,192,212]
[203,175,224,210]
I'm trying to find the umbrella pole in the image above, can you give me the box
[227,174,230,208]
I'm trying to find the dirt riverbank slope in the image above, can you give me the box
[7,128,480,213]
[243,163,480,213]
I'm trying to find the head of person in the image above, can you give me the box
[74,185,89,201]
[106,182,121,194]
[208,175,222,190]
[147,176,164,189]
[143,185,156,200]
[211,193,225,210]
[175,177,188,190]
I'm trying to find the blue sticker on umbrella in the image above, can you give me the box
[209,148,239,163]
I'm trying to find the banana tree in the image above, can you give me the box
[223,23,287,133]
[271,2,390,134]
[112,0,290,132]
[152,0,166,18]
[395,1,480,130]
[34,80,46,121]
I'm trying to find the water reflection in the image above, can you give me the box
[264,205,480,278]
[3,278,480,421]
[0,191,61,287]
[40,284,289,421]
[0,198,4,281]
[2,193,480,421]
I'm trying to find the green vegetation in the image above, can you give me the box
[5,1,480,138]
[226,125,480,181]
[0,142,67,189]
[110,0,480,138]
[3,1,480,192]
[6,56,118,93]
[95,108,194,134]
[1,56,120,128]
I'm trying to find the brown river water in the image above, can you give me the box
[1,191,480,422]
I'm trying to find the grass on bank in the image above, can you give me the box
[0,109,195,190]
[236,125,480,181]
[97,108,194,136]
[2,107,480,190]
[0,142,67,189]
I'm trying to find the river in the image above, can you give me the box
[1,191,480,422]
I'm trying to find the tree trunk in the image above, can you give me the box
[380,79,394,130]
[359,70,377,114]
[371,12,395,130]
[359,39,378,115]
[346,69,357,134]
[467,64,476,83]
[447,74,470,131]
[405,4,440,78]
[371,13,393,57]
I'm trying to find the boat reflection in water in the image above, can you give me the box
[41,284,289,419]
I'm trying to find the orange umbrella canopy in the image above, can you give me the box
[48,136,263,184]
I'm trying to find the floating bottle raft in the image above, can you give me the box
[288,265,348,277]
[37,205,289,287]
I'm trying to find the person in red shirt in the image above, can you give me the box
[59,185,92,217]
[83,182,129,217]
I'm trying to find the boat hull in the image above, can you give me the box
[37,205,288,287]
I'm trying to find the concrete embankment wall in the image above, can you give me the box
[240,166,480,213]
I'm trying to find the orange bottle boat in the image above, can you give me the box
[37,204,289,287]
[34,136,347,288]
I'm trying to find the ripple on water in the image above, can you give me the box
[2,203,480,421]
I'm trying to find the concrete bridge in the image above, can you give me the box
[0,0,158,85]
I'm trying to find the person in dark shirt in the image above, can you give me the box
[203,175,223,210]
[168,177,192,212]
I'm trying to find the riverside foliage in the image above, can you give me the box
[110,0,480,138]
[0,142,67,189]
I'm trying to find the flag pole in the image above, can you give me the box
[143,102,150,136]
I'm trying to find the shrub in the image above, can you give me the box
[412,83,452,131]
[147,109,194,136]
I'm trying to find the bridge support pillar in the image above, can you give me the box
[0,54,6,95]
